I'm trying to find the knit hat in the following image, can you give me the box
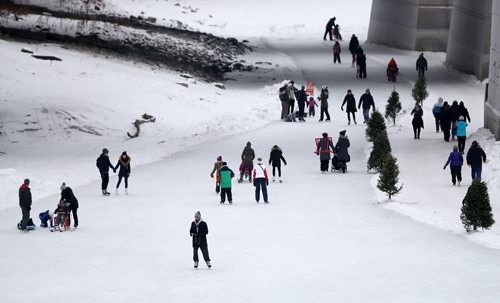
[438,97,443,103]
[217,155,222,161]
[60,183,67,191]
[339,130,346,136]
[194,211,201,219]
[322,132,328,138]
[102,148,109,154]
[366,88,370,93]
[459,116,464,121]
[257,157,263,163]
[23,178,30,185]
[453,145,458,151]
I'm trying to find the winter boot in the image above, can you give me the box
[279,178,283,183]
[194,261,199,269]
[115,188,118,195]
[102,190,107,196]
[125,188,128,195]
[206,261,211,268]
[272,178,275,182]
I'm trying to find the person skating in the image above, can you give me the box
[308,97,318,117]
[96,148,115,196]
[268,145,287,183]
[297,85,308,121]
[432,97,444,133]
[411,102,424,139]
[218,162,234,204]
[190,211,211,269]
[349,34,359,66]
[333,24,342,40]
[443,145,464,186]
[210,156,223,193]
[115,151,131,195]
[253,158,269,203]
[416,53,428,78]
[279,83,289,120]
[19,178,32,232]
[440,101,452,142]
[316,132,334,173]
[335,130,350,173]
[60,183,79,228]
[323,17,336,41]
[358,89,375,123]
[239,142,255,183]
[466,141,487,181]
[341,89,357,125]
[333,41,341,64]
[458,101,471,123]
[319,86,331,122]
[456,116,468,154]
[386,58,399,82]
[357,51,367,78]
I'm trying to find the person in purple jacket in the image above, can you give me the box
[443,145,463,186]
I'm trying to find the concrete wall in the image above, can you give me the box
[446,0,492,80]
[485,0,500,139]
[415,0,453,51]
[367,0,420,50]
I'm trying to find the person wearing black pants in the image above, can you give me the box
[19,178,32,231]
[253,158,269,203]
[443,146,463,186]
[341,89,357,125]
[60,183,79,227]
[319,86,331,122]
[440,102,452,142]
[323,17,336,41]
[316,132,334,173]
[297,86,307,121]
[269,145,287,183]
[115,151,131,195]
[190,211,211,268]
[96,148,115,196]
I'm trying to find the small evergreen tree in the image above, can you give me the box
[411,77,429,104]
[460,181,495,232]
[365,111,387,142]
[377,154,403,200]
[367,130,392,172]
[385,90,402,125]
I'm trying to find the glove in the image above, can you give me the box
[210,174,214,178]
[341,107,344,111]
[266,180,269,186]
[443,167,446,170]
[253,181,256,187]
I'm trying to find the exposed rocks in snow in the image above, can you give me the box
[176,82,188,88]
[21,47,33,53]
[31,55,62,61]
[127,113,156,139]
[214,83,225,90]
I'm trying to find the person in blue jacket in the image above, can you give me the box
[455,116,468,154]
[443,145,464,186]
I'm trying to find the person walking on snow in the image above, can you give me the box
[60,183,79,228]
[240,142,255,183]
[308,97,318,117]
[96,148,115,196]
[190,211,211,269]
[316,132,334,173]
[218,162,234,204]
[456,116,468,154]
[416,53,428,78]
[210,156,223,193]
[297,85,307,121]
[440,101,452,142]
[466,140,487,181]
[341,89,357,125]
[411,102,424,139]
[323,17,336,41]
[333,41,341,64]
[458,101,471,123]
[349,34,359,66]
[19,178,32,232]
[386,58,399,82]
[319,86,331,122]
[335,130,350,173]
[115,151,131,195]
[269,145,287,183]
[358,89,375,123]
[253,158,269,203]
[279,83,289,120]
[443,145,463,186]
[357,51,367,78]
[432,97,444,133]
[288,81,298,115]
[450,100,460,140]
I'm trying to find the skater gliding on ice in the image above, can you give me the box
[269,145,287,183]
[96,148,115,196]
[210,156,223,193]
[341,89,357,125]
[115,151,131,195]
[253,158,269,203]
[219,162,234,204]
[239,142,255,183]
[319,86,331,122]
[190,211,211,269]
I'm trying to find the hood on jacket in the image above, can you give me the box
[438,97,443,104]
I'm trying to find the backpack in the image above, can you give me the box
[279,85,288,101]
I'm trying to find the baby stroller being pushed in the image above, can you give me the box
[52,199,71,232]
[238,162,253,183]
[331,154,347,173]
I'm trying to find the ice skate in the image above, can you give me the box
[206,261,211,268]
[194,261,199,269]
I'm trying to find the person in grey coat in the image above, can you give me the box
[316,132,334,173]
[240,142,255,182]
[19,178,32,231]
[335,130,350,173]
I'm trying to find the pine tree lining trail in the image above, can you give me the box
[1,38,500,302]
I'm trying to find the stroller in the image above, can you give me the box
[238,162,253,183]
[52,200,71,232]
[331,154,347,173]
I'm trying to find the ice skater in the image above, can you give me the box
[253,157,269,203]
[115,151,131,195]
[190,211,211,269]
[268,145,287,183]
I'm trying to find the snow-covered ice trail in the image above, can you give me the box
[2,38,500,302]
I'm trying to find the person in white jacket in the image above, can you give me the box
[253,158,269,203]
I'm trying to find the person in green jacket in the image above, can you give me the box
[218,162,234,204]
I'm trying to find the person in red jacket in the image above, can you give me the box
[253,158,269,203]
[386,58,398,82]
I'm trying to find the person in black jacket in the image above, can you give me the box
[341,89,357,125]
[416,53,428,78]
[458,101,471,123]
[60,183,79,228]
[239,142,255,183]
[358,89,375,123]
[335,130,350,173]
[348,34,359,65]
[19,178,32,231]
[96,148,115,196]
[466,141,487,180]
[357,53,367,78]
[297,86,307,121]
[115,151,131,195]
[268,145,287,183]
[323,17,336,41]
[449,101,460,140]
[190,211,211,269]
[440,102,452,142]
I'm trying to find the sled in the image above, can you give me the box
[314,137,333,154]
